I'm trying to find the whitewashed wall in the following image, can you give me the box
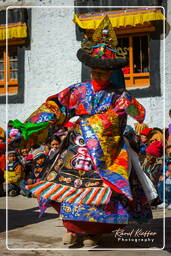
[127,3,170,129]
[165,1,171,127]
[0,0,81,129]
[0,0,170,130]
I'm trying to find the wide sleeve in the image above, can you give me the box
[114,90,145,123]
[9,83,83,141]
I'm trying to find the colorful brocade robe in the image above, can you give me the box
[25,81,152,224]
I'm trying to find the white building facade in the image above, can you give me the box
[0,0,170,130]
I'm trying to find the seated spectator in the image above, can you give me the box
[48,135,61,161]
[166,145,171,159]
[17,147,29,165]
[43,144,50,156]
[21,147,29,159]
[50,136,61,151]
[157,158,171,209]
[148,128,163,144]
[0,127,5,138]
[134,122,149,136]
[167,109,171,145]
[0,136,5,144]
[3,151,24,197]
[164,128,169,147]
[20,148,48,197]
[142,141,163,188]
[140,128,153,151]
[55,127,68,142]
[0,142,5,196]
[139,128,153,164]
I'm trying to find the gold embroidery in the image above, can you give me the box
[85,181,100,187]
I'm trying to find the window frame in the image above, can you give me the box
[0,8,31,104]
[129,24,162,98]
[0,45,19,96]
[117,32,151,89]
[0,43,25,104]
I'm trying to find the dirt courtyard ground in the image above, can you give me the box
[0,195,171,256]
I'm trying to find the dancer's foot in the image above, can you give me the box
[63,232,77,245]
[157,202,168,209]
[83,234,102,247]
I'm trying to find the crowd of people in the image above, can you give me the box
[0,116,170,211]
[0,123,72,198]
[124,118,171,210]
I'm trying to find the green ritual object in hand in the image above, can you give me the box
[9,119,49,140]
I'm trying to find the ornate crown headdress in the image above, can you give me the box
[77,15,128,69]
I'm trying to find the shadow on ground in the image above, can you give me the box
[0,195,171,251]
[68,217,171,251]
[0,207,58,233]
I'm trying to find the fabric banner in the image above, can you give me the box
[0,23,27,41]
[73,8,165,30]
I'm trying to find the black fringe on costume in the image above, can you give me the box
[77,49,128,70]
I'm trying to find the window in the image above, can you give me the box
[117,33,150,89]
[80,24,162,97]
[0,8,31,104]
[0,47,19,96]
[0,44,25,104]
[74,1,165,98]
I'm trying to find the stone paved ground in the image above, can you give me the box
[0,195,171,256]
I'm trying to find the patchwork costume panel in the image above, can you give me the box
[24,82,152,224]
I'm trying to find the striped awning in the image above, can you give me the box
[0,22,27,41]
[73,8,165,30]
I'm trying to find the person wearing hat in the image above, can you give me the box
[139,127,153,164]
[20,148,48,197]
[167,109,171,145]
[0,127,5,139]
[3,150,24,197]
[166,145,171,159]
[148,128,163,144]
[140,128,153,150]
[134,122,149,136]
[157,158,171,209]
[11,16,157,247]
[0,142,6,196]
[142,141,163,188]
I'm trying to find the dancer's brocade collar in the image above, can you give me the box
[91,80,111,92]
